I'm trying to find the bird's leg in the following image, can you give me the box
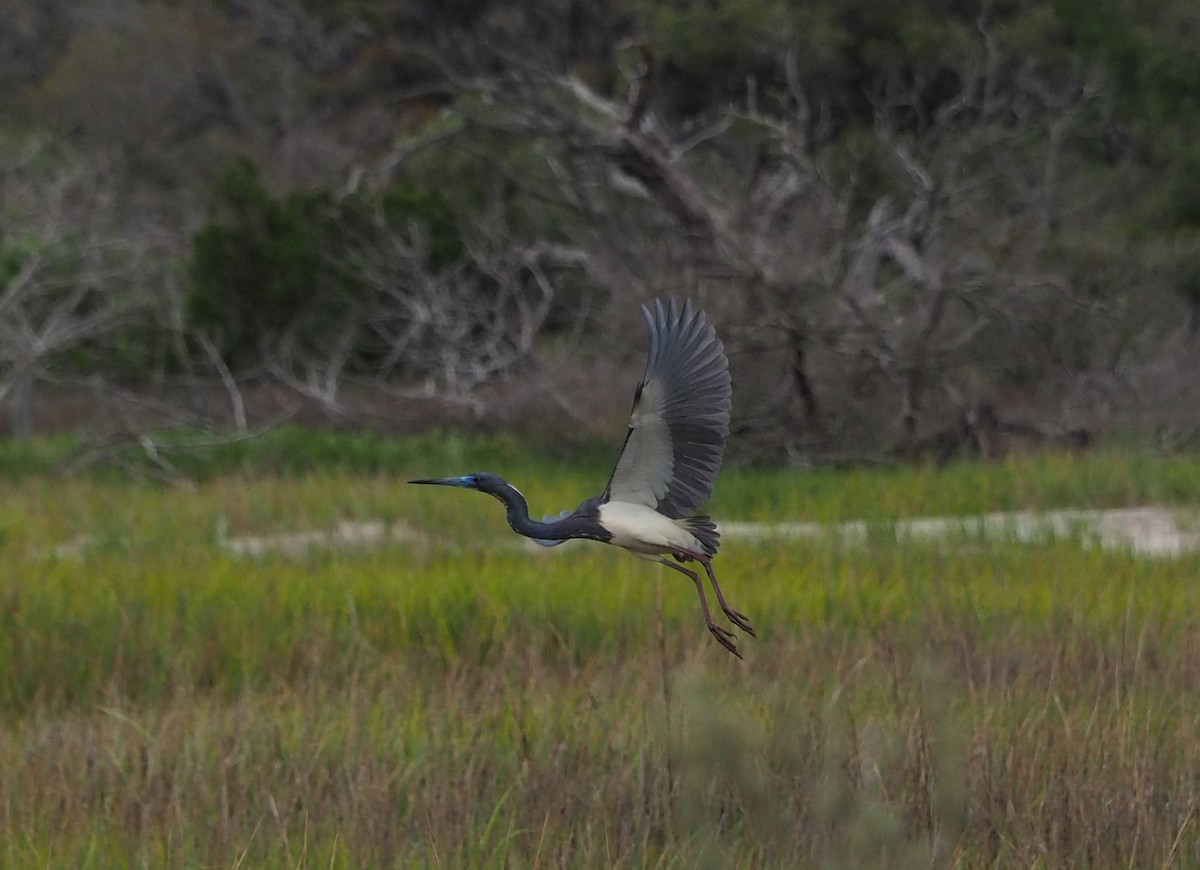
[697,556,755,637]
[656,558,741,659]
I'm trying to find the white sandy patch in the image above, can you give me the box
[715,506,1200,558]
[43,506,1199,560]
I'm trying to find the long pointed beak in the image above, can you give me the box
[408,476,471,487]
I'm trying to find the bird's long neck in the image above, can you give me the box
[491,484,571,540]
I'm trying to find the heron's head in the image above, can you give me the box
[408,472,511,497]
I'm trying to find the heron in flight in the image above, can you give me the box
[410,299,752,657]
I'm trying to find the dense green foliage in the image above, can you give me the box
[188,159,467,367]
[189,159,343,362]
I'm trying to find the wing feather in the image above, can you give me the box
[603,299,731,518]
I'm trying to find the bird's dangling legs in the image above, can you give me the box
[656,558,741,658]
[697,556,755,637]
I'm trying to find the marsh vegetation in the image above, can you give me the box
[2,437,1198,866]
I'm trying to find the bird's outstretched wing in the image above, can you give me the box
[602,299,731,518]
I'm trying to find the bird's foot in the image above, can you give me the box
[708,622,743,659]
[723,607,755,637]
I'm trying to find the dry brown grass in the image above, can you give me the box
[4,624,1199,868]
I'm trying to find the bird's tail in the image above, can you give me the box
[679,515,721,557]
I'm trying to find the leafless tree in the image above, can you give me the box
[385,25,1144,458]
[0,140,161,438]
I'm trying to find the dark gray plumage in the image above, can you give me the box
[604,299,732,521]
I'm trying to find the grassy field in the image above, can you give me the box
[2,434,1200,867]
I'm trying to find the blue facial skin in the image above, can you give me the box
[408,474,487,489]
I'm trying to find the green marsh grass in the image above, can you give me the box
[1,440,1199,866]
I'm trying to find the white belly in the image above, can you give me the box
[597,501,703,556]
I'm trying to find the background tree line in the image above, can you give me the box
[0,0,1197,462]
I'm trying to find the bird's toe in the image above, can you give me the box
[725,608,756,636]
[708,623,742,658]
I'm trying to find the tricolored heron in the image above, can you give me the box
[410,299,753,657]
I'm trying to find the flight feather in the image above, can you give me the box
[603,299,731,518]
